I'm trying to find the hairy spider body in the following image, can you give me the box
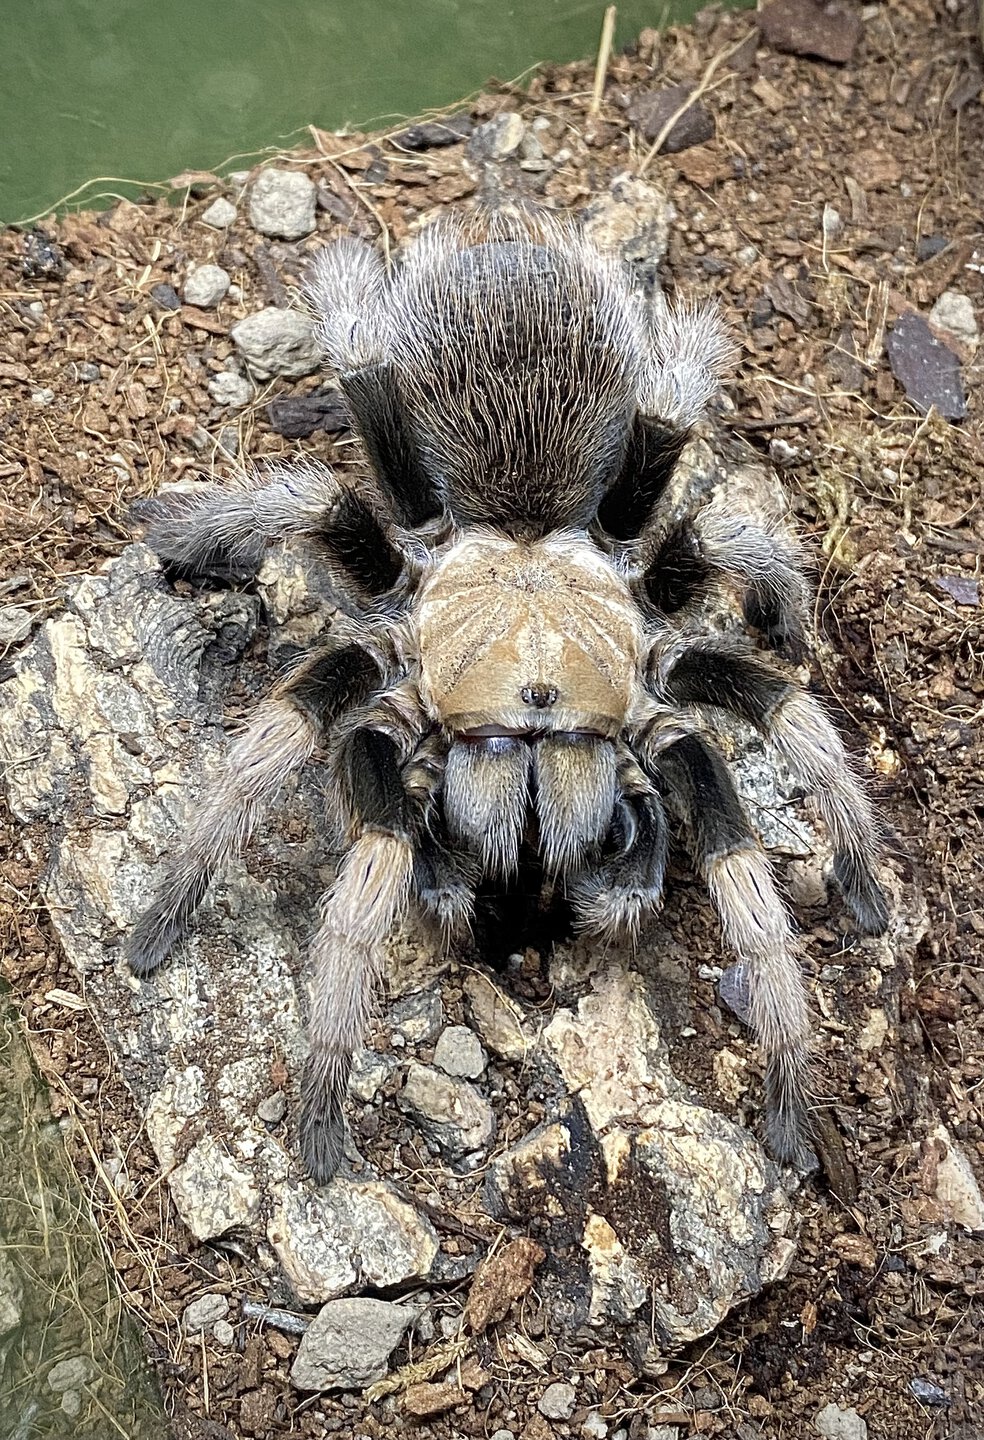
[128,208,888,1184]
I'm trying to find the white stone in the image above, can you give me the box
[929,1124,984,1230]
[582,1413,608,1439]
[213,1319,236,1346]
[539,1381,577,1420]
[929,290,978,349]
[47,1357,93,1393]
[208,370,254,409]
[581,172,674,268]
[433,1025,487,1079]
[183,1292,230,1334]
[201,197,237,229]
[814,1403,867,1440]
[249,167,317,240]
[183,263,231,308]
[231,307,320,380]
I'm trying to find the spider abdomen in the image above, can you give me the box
[417,533,643,738]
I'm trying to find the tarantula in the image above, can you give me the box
[128,208,888,1183]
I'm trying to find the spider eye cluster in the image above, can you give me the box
[130,207,888,1186]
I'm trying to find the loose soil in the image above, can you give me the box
[1,2,982,1438]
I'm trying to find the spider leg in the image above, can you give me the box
[135,459,406,600]
[661,642,889,935]
[637,508,808,656]
[653,733,815,1169]
[127,640,382,978]
[599,299,735,541]
[569,747,669,939]
[305,239,439,528]
[301,704,431,1182]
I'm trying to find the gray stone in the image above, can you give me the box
[201,197,238,229]
[491,1431,516,1440]
[583,1414,608,1439]
[61,1389,83,1419]
[231,307,320,380]
[390,988,444,1044]
[207,370,254,409]
[929,290,979,350]
[433,1025,487,1079]
[348,1048,396,1102]
[400,1064,495,1157]
[0,1252,22,1336]
[183,1291,230,1333]
[213,1319,236,1346]
[814,1404,867,1440]
[581,173,674,271]
[468,112,526,161]
[463,971,530,1061]
[539,1381,577,1419]
[31,388,55,406]
[248,168,317,240]
[257,1091,287,1124]
[183,264,231,308]
[46,1357,93,1393]
[0,606,32,649]
[290,1297,416,1391]
[77,361,102,383]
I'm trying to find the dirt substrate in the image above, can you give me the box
[1,2,983,1438]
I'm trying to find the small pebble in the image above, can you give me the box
[208,371,254,409]
[814,1402,867,1440]
[47,1357,92,1393]
[582,1413,608,1439]
[150,282,181,311]
[929,289,979,350]
[30,388,55,406]
[468,112,526,160]
[538,1381,577,1420]
[433,1025,487,1079]
[257,1091,287,1125]
[76,361,101,383]
[201,196,237,229]
[0,606,33,648]
[213,1319,236,1347]
[183,263,231,308]
[490,1431,516,1440]
[183,1292,230,1334]
[249,167,317,240]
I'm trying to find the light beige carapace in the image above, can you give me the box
[416,532,645,738]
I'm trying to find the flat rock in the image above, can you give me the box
[0,543,438,1300]
[290,1297,417,1391]
[266,387,350,438]
[231,307,321,380]
[886,311,966,421]
[267,1178,438,1303]
[0,604,32,649]
[627,85,715,153]
[248,167,317,240]
[183,1292,229,1334]
[468,112,526,161]
[539,1381,577,1420]
[758,0,862,64]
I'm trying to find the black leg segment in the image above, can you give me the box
[284,644,382,738]
[313,489,405,596]
[637,521,712,614]
[598,419,686,541]
[340,364,440,527]
[662,645,792,728]
[654,733,752,861]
